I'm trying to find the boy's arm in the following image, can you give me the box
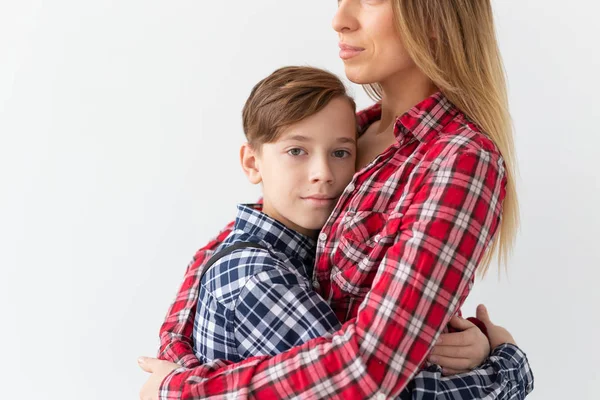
[406,343,534,400]
[234,266,342,359]
[157,220,235,368]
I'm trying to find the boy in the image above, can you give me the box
[192,66,356,363]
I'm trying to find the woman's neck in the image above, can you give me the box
[377,69,438,134]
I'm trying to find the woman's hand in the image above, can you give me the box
[428,314,490,375]
[138,356,180,400]
[476,304,517,349]
[429,304,517,375]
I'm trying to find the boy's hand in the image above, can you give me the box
[476,304,517,349]
[429,314,490,376]
[138,356,179,400]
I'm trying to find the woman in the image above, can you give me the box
[140,1,532,398]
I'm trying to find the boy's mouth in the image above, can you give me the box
[301,195,338,207]
[302,194,337,200]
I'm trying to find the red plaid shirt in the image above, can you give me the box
[157,92,507,399]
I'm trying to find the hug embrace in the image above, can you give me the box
[138,1,534,399]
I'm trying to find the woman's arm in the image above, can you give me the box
[158,147,508,399]
[235,270,534,400]
[157,220,235,368]
[148,285,532,400]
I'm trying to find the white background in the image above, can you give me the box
[1,1,598,399]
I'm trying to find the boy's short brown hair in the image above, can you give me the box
[242,66,357,150]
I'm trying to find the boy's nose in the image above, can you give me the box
[310,159,335,184]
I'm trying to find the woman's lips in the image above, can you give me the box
[339,43,365,60]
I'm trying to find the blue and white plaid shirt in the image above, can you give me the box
[193,205,533,399]
[193,204,341,363]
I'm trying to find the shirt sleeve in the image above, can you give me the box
[159,149,507,399]
[234,266,342,359]
[403,344,534,400]
[157,220,235,368]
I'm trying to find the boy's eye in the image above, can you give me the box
[287,148,306,156]
[333,150,350,158]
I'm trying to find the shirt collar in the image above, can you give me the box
[233,204,316,266]
[356,91,459,145]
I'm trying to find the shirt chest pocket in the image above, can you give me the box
[332,211,403,296]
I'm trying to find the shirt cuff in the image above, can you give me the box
[159,366,188,400]
[178,354,202,369]
[490,343,534,394]
[491,342,525,359]
[158,359,233,400]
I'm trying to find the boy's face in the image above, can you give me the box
[248,97,357,238]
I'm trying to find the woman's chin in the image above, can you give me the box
[343,65,376,86]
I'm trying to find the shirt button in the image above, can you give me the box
[318,232,327,242]
[374,234,381,243]
[374,393,387,400]
[346,183,355,192]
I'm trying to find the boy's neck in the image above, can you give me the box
[261,203,318,240]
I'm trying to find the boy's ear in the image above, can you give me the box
[240,142,262,185]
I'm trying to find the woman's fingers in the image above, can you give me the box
[446,315,475,331]
[476,304,493,326]
[437,328,476,347]
[428,354,473,371]
[430,344,474,359]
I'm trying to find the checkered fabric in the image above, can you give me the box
[157,92,534,399]
[192,204,341,363]
[400,344,534,399]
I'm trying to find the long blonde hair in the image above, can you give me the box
[366,0,518,276]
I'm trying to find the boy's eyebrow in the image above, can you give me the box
[280,135,312,142]
[279,135,357,145]
[336,137,357,145]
